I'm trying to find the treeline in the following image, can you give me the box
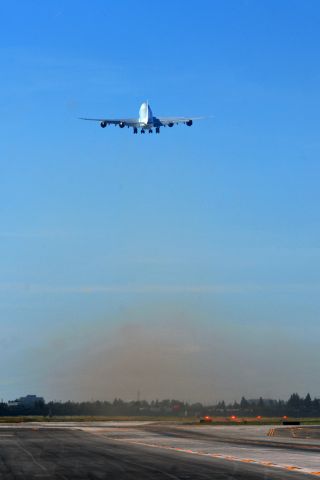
[0,393,319,417]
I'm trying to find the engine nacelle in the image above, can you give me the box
[119,122,125,128]
[186,120,193,126]
[100,121,107,128]
[168,122,174,128]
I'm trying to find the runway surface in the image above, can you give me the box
[0,422,319,479]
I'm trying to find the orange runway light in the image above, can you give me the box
[200,415,212,423]
[231,415,237,420]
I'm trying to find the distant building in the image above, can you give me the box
[9,395,44,408]
[248,398,275,406]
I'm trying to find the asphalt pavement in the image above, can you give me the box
[0,423,318,479]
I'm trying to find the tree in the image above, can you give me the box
[287,393,301,410]
[312,398,320,413]
[240,397,249,410]
[304,393,312,411]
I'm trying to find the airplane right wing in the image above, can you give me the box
[79,117,139,127]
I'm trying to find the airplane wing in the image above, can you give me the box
[79,117,139,126]
[157,116,204,126]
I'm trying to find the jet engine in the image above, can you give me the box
[168,122,174,127]
[186,120,193,126]
[100,121,107,128]
[119,122,125,128]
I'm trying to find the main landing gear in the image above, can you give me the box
[133,127,160,134]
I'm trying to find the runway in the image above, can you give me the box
[0,422,318,479]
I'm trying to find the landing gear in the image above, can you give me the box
[155,127,160,134]
[148,129,153,133]
[141,129,145,134]
[133,127,138,134]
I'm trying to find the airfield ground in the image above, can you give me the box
[0,415,319,425]
[0,421,319,479]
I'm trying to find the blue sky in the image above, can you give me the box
[0,0,320,402]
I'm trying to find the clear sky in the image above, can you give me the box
[1,0,320,403]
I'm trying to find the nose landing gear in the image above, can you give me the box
[141,129,145,134]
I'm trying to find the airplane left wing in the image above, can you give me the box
[157,116,204,126]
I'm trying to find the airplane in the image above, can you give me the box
[79,101,202,134]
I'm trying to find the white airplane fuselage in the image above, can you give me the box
[138,101,154,127]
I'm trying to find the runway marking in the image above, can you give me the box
[110,438,320,477]
[15,440,48,473]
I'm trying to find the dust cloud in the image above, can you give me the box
[26,302,320,403]
[43,305,214,401]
